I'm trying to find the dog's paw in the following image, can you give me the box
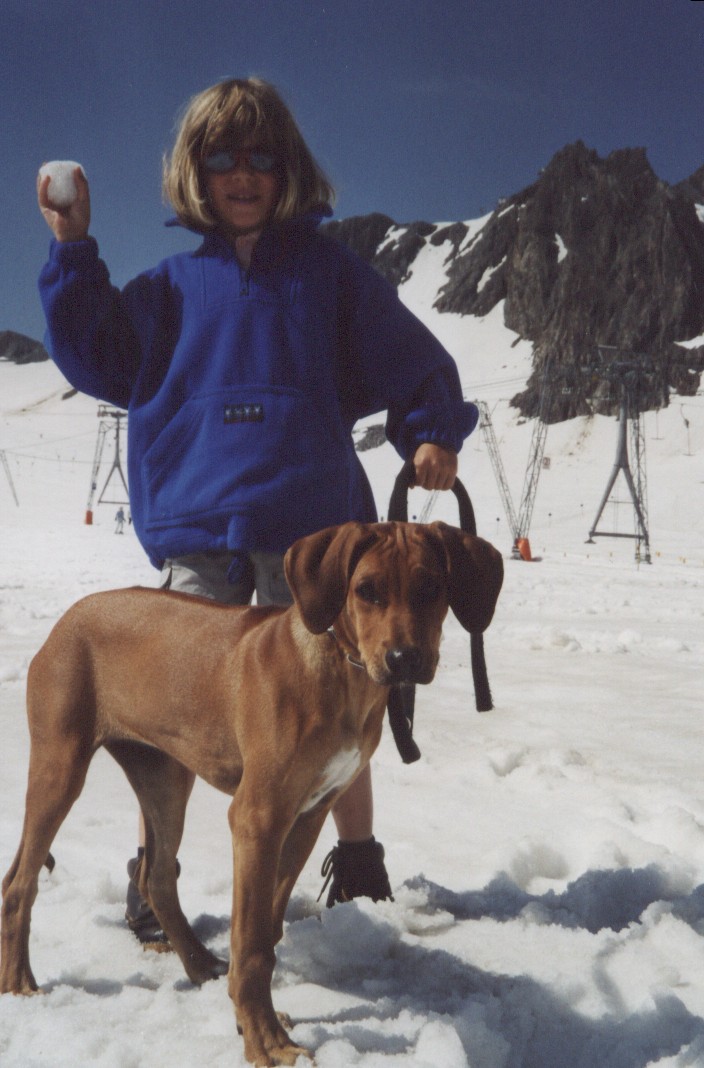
[240,1012,312,1066]
[248,1039,311,1066]
[0,963,40,996]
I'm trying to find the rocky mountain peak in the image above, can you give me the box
[0,331,48,364]
[325,142,704,422]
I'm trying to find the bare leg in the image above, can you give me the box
[331,763,373,841]
[323,764,392,905]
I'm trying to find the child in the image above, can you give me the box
[37,77,478,941]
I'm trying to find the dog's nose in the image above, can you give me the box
[385,646,423,682]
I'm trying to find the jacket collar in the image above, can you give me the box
[166,206,332,263]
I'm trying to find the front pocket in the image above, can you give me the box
[142,386,350,534]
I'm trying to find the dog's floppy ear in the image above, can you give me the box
[284,522,380,633]
[430,521,504,633]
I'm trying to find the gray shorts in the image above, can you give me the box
[160,550,293,607]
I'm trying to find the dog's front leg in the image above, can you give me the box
[227,790,311,1067]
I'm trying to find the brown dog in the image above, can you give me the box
[1,520,503,1066]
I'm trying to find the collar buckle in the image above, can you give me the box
[326,626,365,671]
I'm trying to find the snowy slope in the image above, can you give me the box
[1,238,704,1067]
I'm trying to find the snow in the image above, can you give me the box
[459,213,493,253]
[477,259,506,294]
[1,238,704,1066]
[676,335,704,352]
[37,161,85,208]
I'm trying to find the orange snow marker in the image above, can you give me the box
[516,537,532,561]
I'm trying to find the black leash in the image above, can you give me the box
[386,460,494,764]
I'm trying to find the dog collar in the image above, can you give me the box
[326,627,365,671]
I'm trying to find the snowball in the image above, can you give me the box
[39,160,85,207]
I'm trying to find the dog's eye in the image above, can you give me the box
[356,580,380,605]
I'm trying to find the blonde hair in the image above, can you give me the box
[163,78,335,231]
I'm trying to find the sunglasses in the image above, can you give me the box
[203,149,277,175]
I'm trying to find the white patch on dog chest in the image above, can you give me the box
[300,748,362,813]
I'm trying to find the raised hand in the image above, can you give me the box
[37,165,91,243]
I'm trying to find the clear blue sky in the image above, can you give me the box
[2,0,703,340]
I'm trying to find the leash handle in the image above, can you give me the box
[388,458,477,536]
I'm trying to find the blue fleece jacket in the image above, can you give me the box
[38,213,478,567]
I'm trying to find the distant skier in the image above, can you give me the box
[114,507,125,534]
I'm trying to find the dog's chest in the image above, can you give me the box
[300,747,362,814]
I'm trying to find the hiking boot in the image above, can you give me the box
[125,848,179,946]
[319,836,394,908]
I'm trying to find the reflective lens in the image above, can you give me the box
[203,149,277,174]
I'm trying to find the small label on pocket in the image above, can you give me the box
[224,403,264,424]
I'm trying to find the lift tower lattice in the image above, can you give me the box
[586,346,656,563]
[474,359,553,559]
[85,405,129,524]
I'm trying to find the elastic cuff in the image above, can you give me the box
[393,401,479,459]
[49,235,99,264]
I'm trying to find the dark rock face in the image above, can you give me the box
[676,163,704,202]
[322,213,395,267]
[324,214,438,288]
[0,331,48,364]
[500,144,704,419]
[354,423,387,451]
[324,142,704,422]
